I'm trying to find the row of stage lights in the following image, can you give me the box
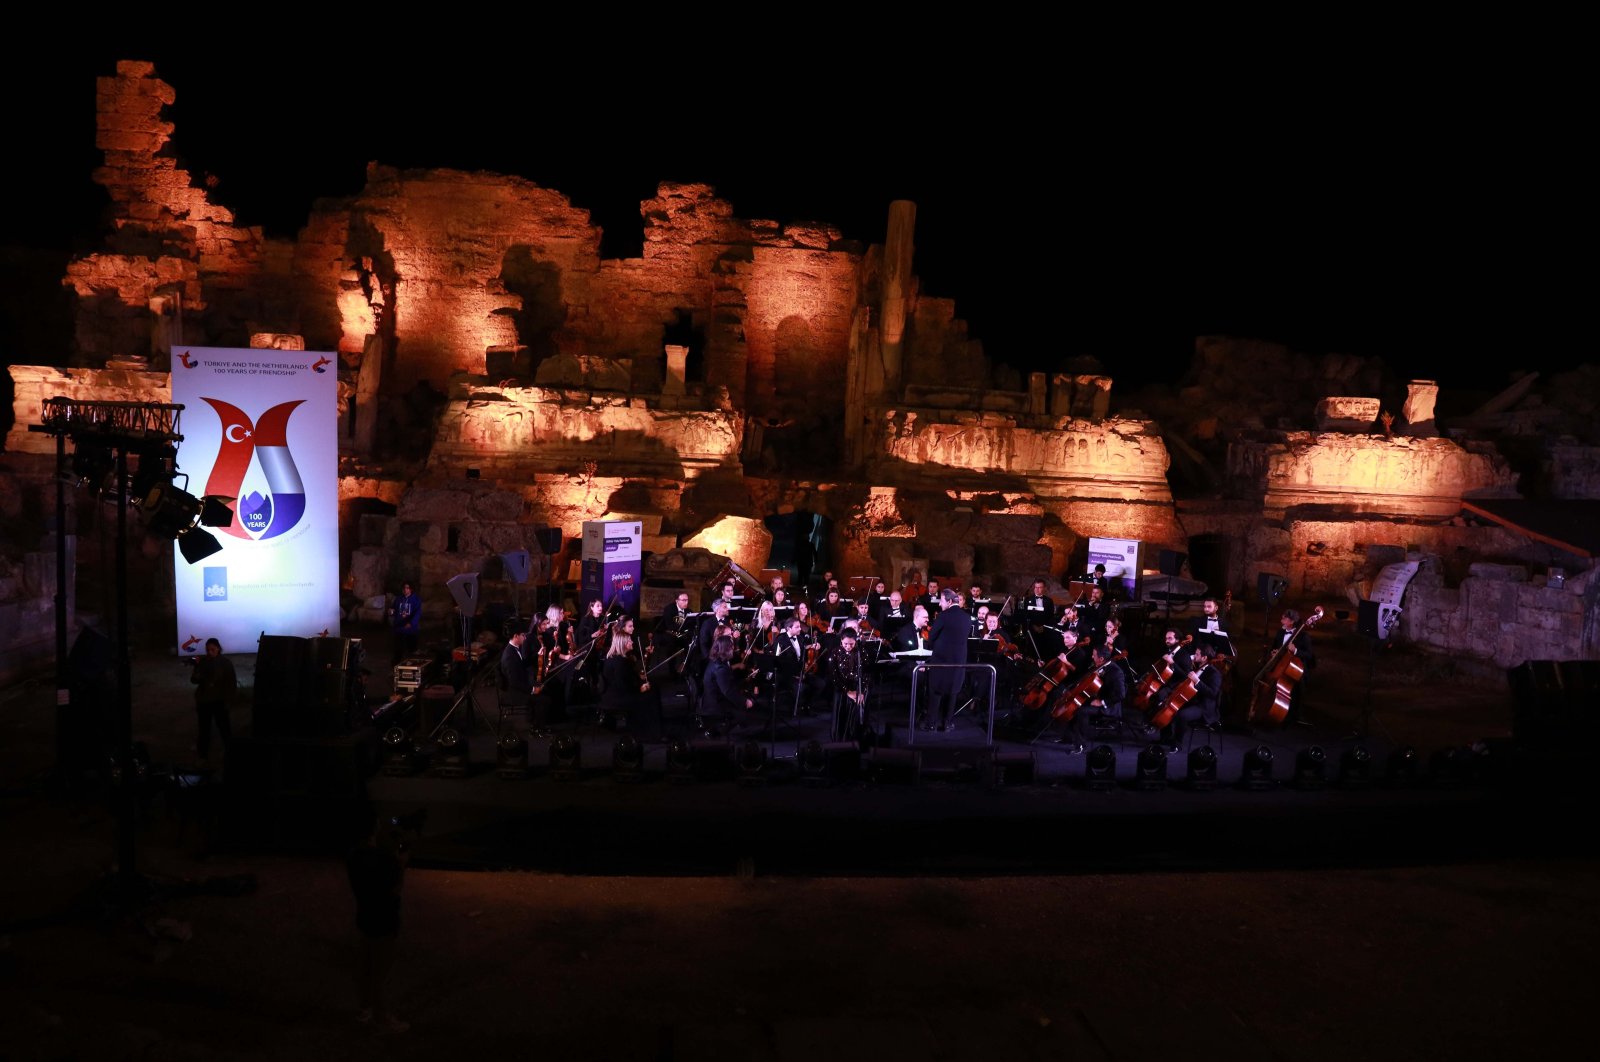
[381,728,1484,791]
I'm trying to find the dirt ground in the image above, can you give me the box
[2,603,1594,1060]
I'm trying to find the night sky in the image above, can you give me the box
[5,42,1583,389]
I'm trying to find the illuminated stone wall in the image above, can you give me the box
[871,409,1174,504]
[428,383,743,478]
[1230,433,1519,518]
[347,166,601,390]
[76,61,267,354]
[1402,561,1599,666]
[5,366,172,455]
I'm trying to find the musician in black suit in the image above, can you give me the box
[876,591,910,635]
[1076,586,1110,644]
[1055,644,1127,753]
[654,591,693,654]
[1019,579,1055,629]
[1190,596,1228,638]
[923,588,972,731]
[498,630,540,728]
[1271,608,1316,726]
[917,579,944,616]
[1161,642,1223,750]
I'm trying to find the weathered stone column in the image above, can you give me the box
[1403,380,1438,432]
[879,200,916,393]
[1050,373,1074,417]
[663,344,688,395]
[1028,373,1047,416]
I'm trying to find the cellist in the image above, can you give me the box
[1268,608,1316,726]
[1052,644,1128,753]
[1157,642,1222,751]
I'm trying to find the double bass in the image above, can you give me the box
[1250,605,1323,726]
[1130,635,1193,713]
[1051,650,1129,722]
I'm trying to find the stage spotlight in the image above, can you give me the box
[199,494,235,527]
[1338,745,1372,788]
[129,441,177,501]
[178,526,223,564]
[141,482,226,564]
[866,747,920,786]
[496,730,528,778]
[1294,746,1327,790]
[435,727,469,778]
[990,750,1036,787]
[612,734,645,782]
[380,726,420,776]
[736,740,766,786]
[1085,744,1117,791]
[799,740,828,786]
[549,734,581,782]
[1429,746,1479,787]
[666,738,695,784]
[1135,744,1168,791]
[1187,744,1218,790]
[1240,745,1275,790]
[1386,745,1419,786]
[67,440,115,491]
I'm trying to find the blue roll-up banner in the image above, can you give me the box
[171,346,340,656]
[581,520,642,615]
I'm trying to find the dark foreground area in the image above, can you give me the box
[3,608,1597,1059]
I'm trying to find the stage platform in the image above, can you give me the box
[359,686,1569,876]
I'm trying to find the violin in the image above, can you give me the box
[1130,635,1193,713]
[1051,650,1129,722]
[982,629,1024,662]
[1250,605,1324,727]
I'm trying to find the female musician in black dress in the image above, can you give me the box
[600,631,649,730]
[698,634,752,734]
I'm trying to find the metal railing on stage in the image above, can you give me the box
[906,663,999,746]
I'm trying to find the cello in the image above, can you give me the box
[1250,605,1323,727]
[1148,651,1231,729]
[1050,650,1129,722]
[1130,635,1192,713]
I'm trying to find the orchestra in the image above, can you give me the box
[483,560,1297,758]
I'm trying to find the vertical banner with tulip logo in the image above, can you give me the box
[172,346,340,655]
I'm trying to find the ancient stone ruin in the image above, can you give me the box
[2,59,1598,681]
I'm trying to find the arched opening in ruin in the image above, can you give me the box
[1187,532,1231,597]
[499,248,566,372]
[763,509,831,593]
[664,308,704,386]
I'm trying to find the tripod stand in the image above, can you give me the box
[426,650,500,742]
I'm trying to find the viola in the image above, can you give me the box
[1050,650,1129,722]
[1130,635,1193,713]
[1250,605,1324,727]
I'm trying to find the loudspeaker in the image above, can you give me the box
[1256,572,1288,604]
[254,635,310,736]
[1509,660,1575,746]
[446,573,480,612]
[501,550,532,584]
[534,527,563,555]
[1357,600,1382,639]
[1157,549,1187,577]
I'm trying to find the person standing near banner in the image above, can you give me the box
[390,582,421,658]
[189,636,236,763]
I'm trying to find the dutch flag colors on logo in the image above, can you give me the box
[201,398,308,541]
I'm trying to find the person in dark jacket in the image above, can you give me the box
[190,637,236,762]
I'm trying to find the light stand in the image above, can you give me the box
[29,398,226,906]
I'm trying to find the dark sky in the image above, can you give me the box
[6,43,1584,388]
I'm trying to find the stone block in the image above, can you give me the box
[419,524,449,554]
[1402,380,1438,426]
[469,490,525,523]
[683,516,772,574]
[1467,562,1528,583]
[1314,396,1381,432]
[358,513,390,548]
[400,487,474,523]
[349,547,388,601]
